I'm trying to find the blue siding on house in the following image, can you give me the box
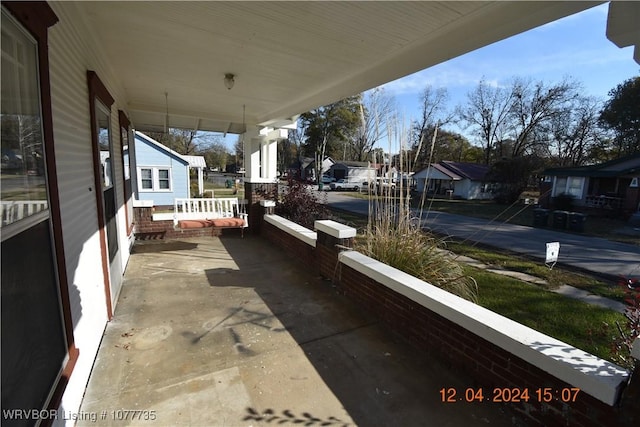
[134,133,190,206]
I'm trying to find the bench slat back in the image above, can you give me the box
[174,198,243,220]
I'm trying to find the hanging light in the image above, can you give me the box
[224,73,235,90]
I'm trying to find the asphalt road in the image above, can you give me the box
[322,190,640,281]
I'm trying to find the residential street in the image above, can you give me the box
[322,191,640,281]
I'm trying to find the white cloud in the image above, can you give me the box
[378,64,509,97]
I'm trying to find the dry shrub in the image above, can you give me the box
[276,177,328,229]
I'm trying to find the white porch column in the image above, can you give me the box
[244,127,286,183]
[243,126,288,233]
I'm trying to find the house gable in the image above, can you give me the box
[134,132,191,205]
[414,163,462,181]
[134,131,190,167]
[544,154,640,178]
[440,161,489,181]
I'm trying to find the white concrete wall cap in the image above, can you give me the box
[133,199,154,207]
[315,220,357,239]
[264,214,316,247]
[152,212,174,221]
[260,200,276,207]
[246,178,279,184]
[339,250,629,406]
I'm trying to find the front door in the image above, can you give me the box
[95,100,122,310]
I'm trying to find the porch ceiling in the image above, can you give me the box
[77,1,601,134]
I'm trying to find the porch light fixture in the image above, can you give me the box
[224,73,235,90]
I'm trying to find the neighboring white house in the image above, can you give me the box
[133,131,206,206]
[414,161,492,200]
[328,161,376,184]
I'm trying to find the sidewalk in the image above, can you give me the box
[457,254,627,313]
[78,236,518,426]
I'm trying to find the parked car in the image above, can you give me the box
[330,179,362,191]
[376,178,396,192]
[321,175,336,184]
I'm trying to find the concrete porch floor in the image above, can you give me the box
[78,235,518,426]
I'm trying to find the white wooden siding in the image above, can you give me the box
[47,3,133,424]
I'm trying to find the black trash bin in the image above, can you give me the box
[552,210,569,229]
[568,212,587,232]
[533,208,550,227]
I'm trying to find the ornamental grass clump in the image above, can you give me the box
[355,212,478,303]
[354,118,478,302]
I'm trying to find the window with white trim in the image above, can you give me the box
[140,168,152,190]
[553,176,584,198]
[158,169,170,190]
[137,167,172,191]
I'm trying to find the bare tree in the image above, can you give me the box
[351,88,395,162]
[457,79,513,164]
[507,77,578,158]
[146,128,198,155]
[459,77,582,163]
[411,86,452,170]
[547,95,602,166]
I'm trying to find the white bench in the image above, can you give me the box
[173,198,248,237]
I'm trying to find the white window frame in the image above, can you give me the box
[139,167,153,190]
[157,168,170,190]
[1,9,50,238]
[553,176,585,198]
[136,166,172,192]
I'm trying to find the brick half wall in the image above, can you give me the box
[337,259,627,426]
[257,213,638,427]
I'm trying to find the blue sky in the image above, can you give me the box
[221,3,638,149]
[379,2,638,139]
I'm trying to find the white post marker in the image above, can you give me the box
[545,242,560,269]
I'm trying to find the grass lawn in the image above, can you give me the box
[470,266,628,365]
[445,241,627,302]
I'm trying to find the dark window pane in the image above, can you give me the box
[1,12,48,228]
